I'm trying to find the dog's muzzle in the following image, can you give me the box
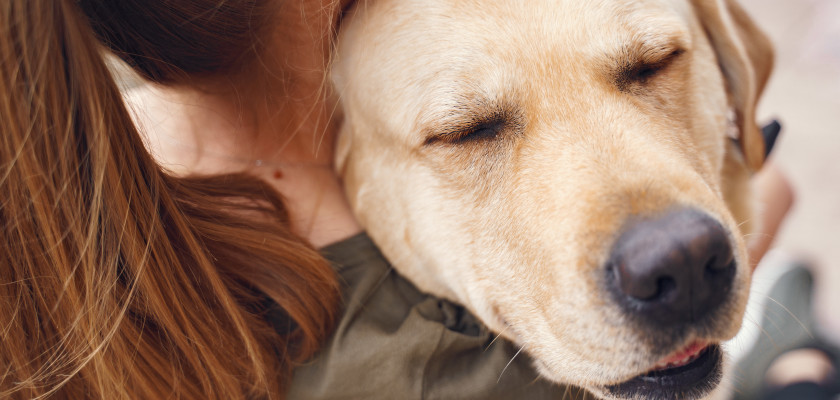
[605,208,736,327]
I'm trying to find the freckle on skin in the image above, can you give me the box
[273,169,283,179]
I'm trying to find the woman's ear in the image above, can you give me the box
[692,0,774,171]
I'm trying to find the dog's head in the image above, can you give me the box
[331,0,772,398]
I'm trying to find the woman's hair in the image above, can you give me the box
[0,1,339,398]
[78,0,277,84]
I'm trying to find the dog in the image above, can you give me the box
[330,0,773,398]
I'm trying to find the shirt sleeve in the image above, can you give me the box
[286,233,591,400]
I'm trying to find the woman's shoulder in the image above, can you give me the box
[122,83,198,175]
[121,83,245,176]
[287,233,590,400]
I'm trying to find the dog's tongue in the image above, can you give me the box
[652,341,707,370]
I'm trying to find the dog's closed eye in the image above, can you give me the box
[616,47,685,91]
[423,105,522,146]
[426,119,505,145]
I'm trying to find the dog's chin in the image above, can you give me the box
[594,344,723,400]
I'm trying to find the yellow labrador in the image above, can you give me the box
[331,0,772,398]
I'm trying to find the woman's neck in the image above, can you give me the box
[126,1,361,247]
[126,71,360,248]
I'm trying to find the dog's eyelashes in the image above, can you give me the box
[618,48,685,89]
[425,119,506,145]
[458,121,504,142]
[423,104,523,146]
[632,64,663,83]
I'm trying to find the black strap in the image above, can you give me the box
[762,119,782,158]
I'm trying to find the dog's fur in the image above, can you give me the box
[330,0,773,398]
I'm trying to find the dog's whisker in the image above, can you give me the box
[497,344,526,384]
[763,296,814,338]
[567,386,575,400]
[741,313,764,332]
[720,363,750,395]
[730,385,747,396]
[754,310,786,344]
[484,325,511,352]
[750,322,778,353]
[742,233,772,239]
[737,299,808,357]
[735,218,753,229]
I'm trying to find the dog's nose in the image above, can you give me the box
[606,208,736,326]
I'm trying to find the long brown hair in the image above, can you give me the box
[0,1,339,398]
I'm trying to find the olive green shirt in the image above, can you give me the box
[287,233,592,399]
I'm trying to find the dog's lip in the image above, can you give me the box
[603,343,723,400]
[650,340,708,370]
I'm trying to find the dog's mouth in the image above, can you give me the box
[604,341,723,400]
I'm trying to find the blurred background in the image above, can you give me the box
[739,0,840,343]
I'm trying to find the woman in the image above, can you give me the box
[1,0,352,398]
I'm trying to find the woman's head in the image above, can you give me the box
[0,1,339,398]
[78,0,278,84]
[79,0,347,88]
[79,0,348,166]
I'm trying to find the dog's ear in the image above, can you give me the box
[692,0,774,171]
